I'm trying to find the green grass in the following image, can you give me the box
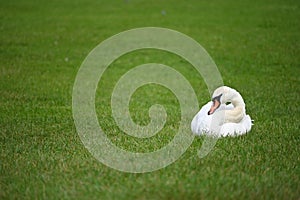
[1,0,300,199]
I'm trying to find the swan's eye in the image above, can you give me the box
[226,102,231,105]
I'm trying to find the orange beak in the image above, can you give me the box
[208,99,220,115]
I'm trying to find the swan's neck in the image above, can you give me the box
[224,91,246,123]
[231,94,245,107]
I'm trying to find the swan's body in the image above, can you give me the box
[191,86,252,137]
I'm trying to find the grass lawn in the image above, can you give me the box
[1,0,300,199]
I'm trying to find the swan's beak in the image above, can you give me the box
[208,99,220,115]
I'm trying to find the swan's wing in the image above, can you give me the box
[220,123,237,136]
[220,114,252,136]
[220,123,240,136]
[191,102,212,135]
[243,115,252,132]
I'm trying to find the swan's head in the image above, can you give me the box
[208,86,237,115]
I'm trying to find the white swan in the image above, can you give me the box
[191,86,252,137]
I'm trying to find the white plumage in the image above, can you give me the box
[191,86,253,137]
